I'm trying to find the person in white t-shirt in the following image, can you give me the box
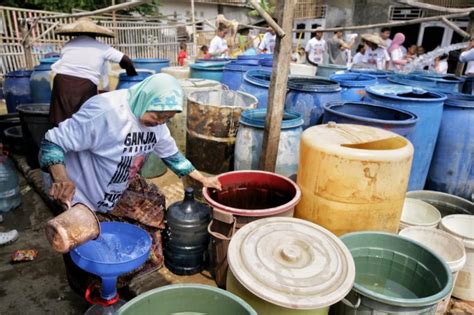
[460,39,474,74]
[429,55,448,74]
[362,34,390,70]
[388,32,407,71]
[209,25,229,58]
[381,27,392,49]
[41,73,222,291]
[352,44,367,65]
[50,17,136,125]
[305,29,326,65]
[258,28,276,54]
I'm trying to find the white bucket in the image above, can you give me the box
[290,63,317,76]
[439,214,474,301]
[399,198,441,230]
[399,226,466,313]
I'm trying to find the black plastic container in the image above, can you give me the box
[163,187,211,275]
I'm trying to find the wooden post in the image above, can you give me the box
[20,20,34,69]
[191,0,197,57]
[259,0,296,172]
[456,12,473,76]
[112,0,118,45]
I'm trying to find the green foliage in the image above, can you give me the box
[248,0,275,18]
[0,0,161,16]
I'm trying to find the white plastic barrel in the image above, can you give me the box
[439,214,474,301]
[399,198,442,230]
[162,66,190,80]
[399,226,466,313]
[290,63,317,76]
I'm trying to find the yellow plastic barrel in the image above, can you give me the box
[296,123,413,236]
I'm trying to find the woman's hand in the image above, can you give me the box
[201,176,222,191]
[48,164,75,210]
[49,180,75,209]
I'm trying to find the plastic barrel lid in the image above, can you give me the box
[227,217,355,310]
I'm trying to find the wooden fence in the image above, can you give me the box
[0,6,184,76]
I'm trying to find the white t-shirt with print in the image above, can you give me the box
[259,32,276,53]
[305,37,326,64]
[209,35,228,57]
[45,90,179,213]
[52,35,124,86]
[363,47,390,70]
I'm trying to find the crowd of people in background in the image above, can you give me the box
[181,23,473,77]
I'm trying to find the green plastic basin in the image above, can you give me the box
[117,284,257,315]
[332,232,453,314]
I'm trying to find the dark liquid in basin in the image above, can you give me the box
[209,187,293,210]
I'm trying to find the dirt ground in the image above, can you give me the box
[0,171,88,314]
[0,164,216,314]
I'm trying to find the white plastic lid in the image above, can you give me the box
[227,217,355,310]
[401,198,441,226]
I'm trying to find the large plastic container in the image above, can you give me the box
[399,226,466,314]
[131,58,170,73]
[296,123,414,236]
[164,187,211,275]
[235,55,260,66]
[399,198,441,230]
[439,215,474,301]
[0,113,20,144]
[116,70,154,90]
[161,66,190,79]
[285,76,341,129]
[333,232,453,315]
[0,154,21,213]
[365,85,447,191]
[168,79,223,154]
[463,75,473,95]
[234,109,303,179]
[190,61,229,82]
[227,217,355,315]
[329,73,377,101]
[406,190,473,217]
[240,69,271,109]
[30,57,58,103]
[387,74,438,90]
[4,70,33,113]
[185,90,257,175]
[412,72,465,93]
[427,93,473,201]
[17,103,54,168]
[221,63,260,91]
[316,64,347,78]
[322,101,418,137]
[290,63,317,76]
[203,170,301,288]
[117,284,256,315]
[350,69,391,84]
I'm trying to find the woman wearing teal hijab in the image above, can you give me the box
[39,73,221,293]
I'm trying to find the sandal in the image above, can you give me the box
[0,230,19,246]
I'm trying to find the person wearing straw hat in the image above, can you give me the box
[40,73,222,293]
[361,33,390,70]
[50,17,137,125]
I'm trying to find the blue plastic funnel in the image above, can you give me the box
[71,222,151,300]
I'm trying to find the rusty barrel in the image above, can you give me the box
[185,90,257,199]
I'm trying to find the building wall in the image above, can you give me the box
[159,1,218,23]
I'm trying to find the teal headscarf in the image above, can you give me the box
[127,73,183,118]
